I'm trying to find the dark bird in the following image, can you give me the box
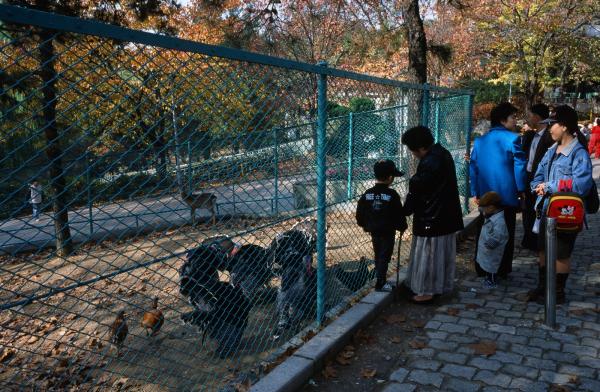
[141,296,164,337]
[110,311,128,355]
[331,257,376,292]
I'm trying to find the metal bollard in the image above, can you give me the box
[545,217,557,328]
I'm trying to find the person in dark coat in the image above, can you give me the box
[401,126,464,303]
[521,103,554,251]
[470,102,527,278]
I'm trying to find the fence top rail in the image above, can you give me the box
[0,4,473,97]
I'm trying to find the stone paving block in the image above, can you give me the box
[548,331,579,344]
[578,355,600,369]
[486,301,512,310]
[440,364,477,380]
[424,320,441,330]
[407,348,435,359]
[458,318,488,328]
[389,368,409,383]
[427,339,459,351]
[497,333,528,345]
[481,387,506,392]
[523,357,557,371]
[557,364,596,379]
[470,327,498,340]
[563,343,597,357]
[488,324,516,335]
[580,377,600,391]
[425,331,448,340]
[539,371,572,385]
[505,318,534,327]
[431,314,459,323]
[448,334,479,344]
[436,352,468,365]
[515,327,547,338]
[581,337,600,349]
[412,359,441,371]
[489,351,522,365]
[458,310,480,319]
[495,310,522,318]
[556,316,582,327]
[508,378,548,392]
[473,370,511,388]
[502,364,539,379]
[382,383,416,392]
[438,322,469,334]
[509,343,542,358]
[569,301,597,309]
[445,377,481,392]
[542,349,580,364]
[528,337,561,351]
[574,328,598,338]
[407,369,443,388]
[468,357,502,371]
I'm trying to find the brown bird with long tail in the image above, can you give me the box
[110,310,128,356]
[141,296,164,337]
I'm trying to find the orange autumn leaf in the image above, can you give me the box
[360,368,377,379]
[446,308,460,316]
[469,341,497,356]
[408,339,427,349]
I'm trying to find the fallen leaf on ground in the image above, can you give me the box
[410,319,426,328]
[549,384,571,392]
[383,314,406,324]
[465,303,480,310]
[322,364,338,379]
[446,308,460,316]
[469,341,497,356]
[568,375,581,385]
[0,348,15,363]
[360,368,377,379]
[568,309,587,316]
[390,336,402,344]
[335,354,351,366]
[234,380,251,392]
[302,330,317,342]
[408,339,427,349]
[354,330,377,345]
[26,335,39,345]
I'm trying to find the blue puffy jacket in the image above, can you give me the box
[469,126,528,207]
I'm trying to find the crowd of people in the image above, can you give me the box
[357,102,597,304]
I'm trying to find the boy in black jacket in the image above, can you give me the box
[356,159,408,291]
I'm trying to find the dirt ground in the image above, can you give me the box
[299,236,477,392]
[0,207,396,391]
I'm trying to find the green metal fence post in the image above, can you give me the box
[346,112,354,200]
[421,83,430,127]
[86,151,93,236]
[464,93,474,214]
[316,61,328,325]
[187,139,192,193]
[273,127,279,215]
[434,95,441,143]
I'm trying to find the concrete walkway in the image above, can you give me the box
[0,175,309,254]
[382,159,600,392]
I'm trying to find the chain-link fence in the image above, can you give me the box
[0,5,473,391]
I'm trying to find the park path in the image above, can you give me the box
[0,174,309,254]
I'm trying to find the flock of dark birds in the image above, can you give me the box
[108,218,374,359]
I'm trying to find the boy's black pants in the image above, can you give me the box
[371,232,396,288]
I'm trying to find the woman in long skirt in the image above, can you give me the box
[401,126,464,303]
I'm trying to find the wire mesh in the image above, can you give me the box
[0,5,473,391]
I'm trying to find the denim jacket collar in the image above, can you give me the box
[551,138,579,157]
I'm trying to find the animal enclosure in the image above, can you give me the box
[0,5,473,391]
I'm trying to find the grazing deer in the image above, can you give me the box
[181,192,217,226]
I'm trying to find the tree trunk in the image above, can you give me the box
[39,30,73,256]
[403,0,428,130]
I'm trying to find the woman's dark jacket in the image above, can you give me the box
[404,143,464,237]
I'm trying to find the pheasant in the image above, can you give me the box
[141,297,164,337]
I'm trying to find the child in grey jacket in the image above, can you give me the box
[476,191,509,289]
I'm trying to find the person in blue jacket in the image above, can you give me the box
[470,102,527,279]
[528,105,594,304]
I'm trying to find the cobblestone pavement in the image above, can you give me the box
[383,160,600,392]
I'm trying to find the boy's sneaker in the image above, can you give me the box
[482,278,497,289]
[376,283,393,292]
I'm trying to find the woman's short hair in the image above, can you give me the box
[490,102,518,127]
[401,126,435,151]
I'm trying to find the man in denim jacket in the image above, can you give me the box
[470,102,527,278]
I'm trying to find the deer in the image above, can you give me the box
[181,191,217,226]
